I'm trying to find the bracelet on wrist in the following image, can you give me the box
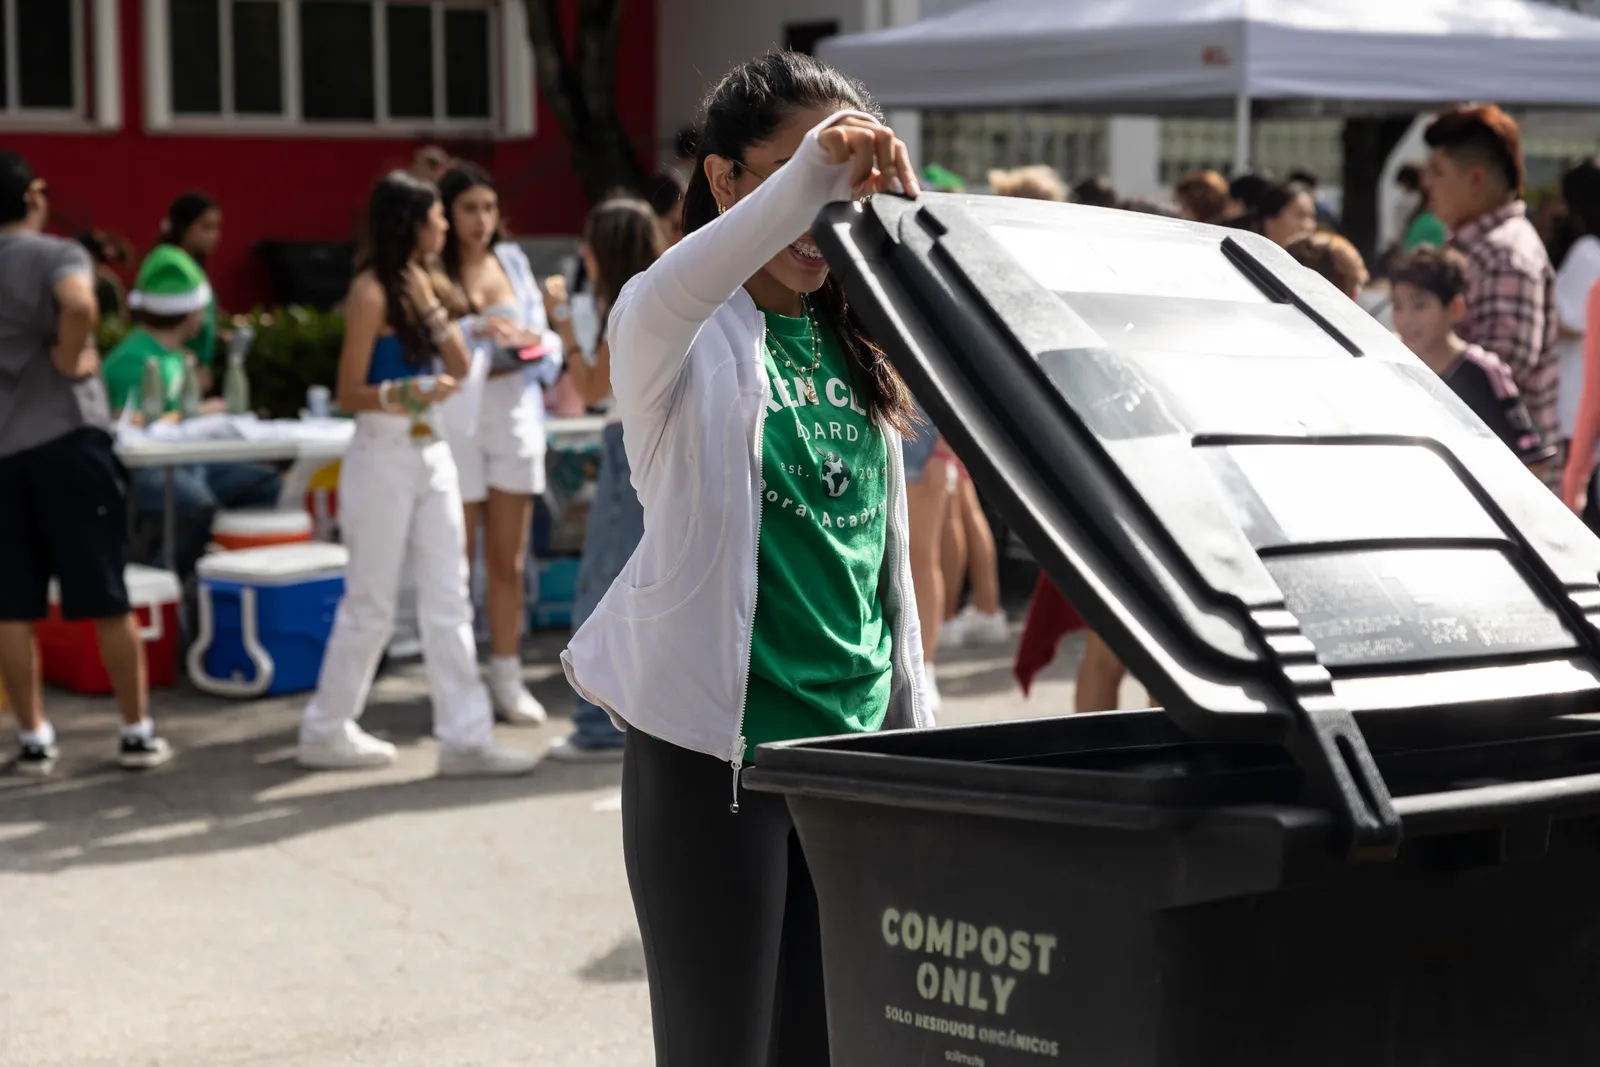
[378,380,394,412]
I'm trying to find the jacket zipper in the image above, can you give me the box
[730,339,771,814]
[883,425,923,729]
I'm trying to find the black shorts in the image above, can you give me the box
[0,428,131,622]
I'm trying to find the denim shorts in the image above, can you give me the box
[902,401,938,484]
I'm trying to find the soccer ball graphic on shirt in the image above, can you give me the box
[820,452,852,498]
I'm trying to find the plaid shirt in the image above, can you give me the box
[1450,200,1561,486]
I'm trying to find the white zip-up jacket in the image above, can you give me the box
[561,109,932,772]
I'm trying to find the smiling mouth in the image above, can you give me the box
[788,235,825,265]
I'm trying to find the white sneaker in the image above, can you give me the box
[488,661,548,726]
[437,741,538,778]
[298,724,398,770]
[937,614,967,651]
[953,605,1009,647]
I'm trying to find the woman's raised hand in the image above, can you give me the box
[816,115,921,201]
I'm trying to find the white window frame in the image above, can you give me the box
[145,0,528,138]
[1,0,89,128]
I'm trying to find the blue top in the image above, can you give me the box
[366,335,430,385]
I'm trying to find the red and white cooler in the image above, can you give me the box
[37,565,181,694]
[211,510,314,552]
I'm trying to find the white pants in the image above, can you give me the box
[301,413,493,751]
[450,373,547,503]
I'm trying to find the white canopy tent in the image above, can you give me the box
[817,0,1600,173]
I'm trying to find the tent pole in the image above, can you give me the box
[1233,93,1252,175]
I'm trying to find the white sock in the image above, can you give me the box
[19,722,56,748]
[488,656,523,687]
[120,719,155,741]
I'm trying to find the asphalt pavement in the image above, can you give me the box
[0,626,1145,1067]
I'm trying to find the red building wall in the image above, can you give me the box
[7,0,657,310]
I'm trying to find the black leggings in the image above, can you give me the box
[622,728,830,1067]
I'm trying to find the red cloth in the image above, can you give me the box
[1013,571,1086,696]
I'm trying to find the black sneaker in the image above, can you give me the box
[118,734,174,770]
[15,741,59,777]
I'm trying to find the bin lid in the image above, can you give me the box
[815,194,1600,857]
[197,542,348,584]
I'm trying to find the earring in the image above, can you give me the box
[718,201,727,216]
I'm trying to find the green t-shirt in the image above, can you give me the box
[193,294,218,367]
[743,309,894,762]
[103,328,185,414]
[1403,210,1449,250]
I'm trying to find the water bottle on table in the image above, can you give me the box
[224,327,254,415]
[179,353,203,419]
[140,356,167,425]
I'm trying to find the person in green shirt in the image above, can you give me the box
[581,51,931,1067]
[104,245,279,576]
[159,192,223,371]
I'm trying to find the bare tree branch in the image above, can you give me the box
[522,0,645,203]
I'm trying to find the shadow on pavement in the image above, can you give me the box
[0,656,611,875]
[577,934,647,983]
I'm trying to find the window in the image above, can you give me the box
[1,0,83,117]
[161,0,497,128]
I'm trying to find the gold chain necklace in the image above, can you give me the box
[765,295,823,404]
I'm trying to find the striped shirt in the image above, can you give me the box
[1450,200,1560,486]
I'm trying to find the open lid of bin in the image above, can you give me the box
[813,193,1600,857]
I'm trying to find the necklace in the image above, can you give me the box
[765,295,823,404]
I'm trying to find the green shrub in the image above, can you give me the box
[239,307,345,419]
[99,306,346,420]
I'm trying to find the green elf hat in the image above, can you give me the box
[128,245,212,316]
[922,163,967,193]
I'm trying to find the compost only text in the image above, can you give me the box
[881,908,1058,1018]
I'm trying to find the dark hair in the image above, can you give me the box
[1071,175,1118,210]
[1285,232,1367,295]
[437,162,503,286]
[643,168,687,220]
[1396,163,1424,193]
[1286,167,1319,190]
[1257,180,1314,222]
[0,151,36,225]
[675,125,700,160]
[1561,158,1600,239]
[1390,245,1469,306]
[134,308,195,331]
[161,192,220,262]
[585,198,663,321]
[1173,170,1230,223]
[683,50,916,434]
[1228,171,1274,212]
[358,170,454,367]
[1424,104,1525,199]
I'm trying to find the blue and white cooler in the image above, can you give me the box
[189,543,349,698]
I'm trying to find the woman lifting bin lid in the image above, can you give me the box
[560,51,933,1065]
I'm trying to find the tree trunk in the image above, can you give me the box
[522,0,646,203]
[1340,115,1418,267]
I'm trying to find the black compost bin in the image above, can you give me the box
[741,193,1600,1066]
